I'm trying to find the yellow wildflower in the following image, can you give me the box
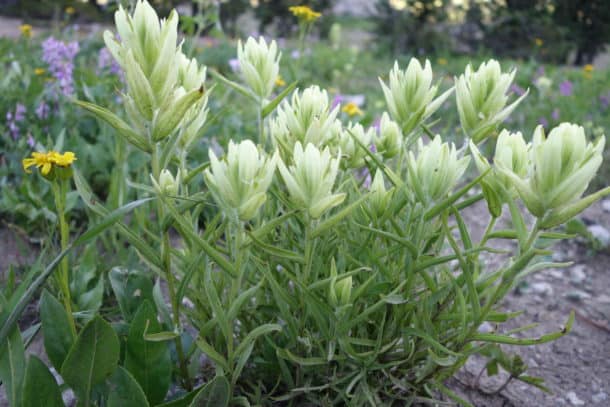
[275,75,286,87]
[534,38,543,47]
[342,102,363,117]
[65,6,75,15]
[20,24,32,38]
[437,57,448,66]
[289,5,322,23]
[23,151,77,176]
[583,64,594,72]
[34,68,45,75]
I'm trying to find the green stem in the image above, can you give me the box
[51,179,77,337]
[257,105,265,148]
[303,220,316,283]
[152,144,192,390]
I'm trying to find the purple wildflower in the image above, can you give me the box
[41,37,79,97]
[559,80,573,97]
[27,134,35,147]
[510,83,526,96]
[538,117,549,127]
[551,108,560,121]
[6,104,26,139]
[228,58,240,73]
[600,94,609,110]
[97,47,122,77]
[35,101,50,120]
[331,94,344,110]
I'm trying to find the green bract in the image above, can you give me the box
[204,140,278,221]
[456,59,529,143]
[380,58,454,136]
[237,37,281,100]
[277,142,345,219]
[497,123,605,219]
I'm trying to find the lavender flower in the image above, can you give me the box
[42,37,79,97]
[559,80,573,97]
[510,83,526,96]
[6,104,26,139]
[228,58,240,73]
[97,46,122,77]
[35,101,50,120]
[551,108,560,121]
[538,117,549,127]
[600,94,609,110]
[27,134,35,147]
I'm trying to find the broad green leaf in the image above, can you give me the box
[156,385,203,407]
[61,316,120,406]
[125,301,171,405]
[109,268,155,322]
[40,290,75,371]
[22,356,63,407]
[107,366,150,407]
[0,327,25,407]
[189,375,230,407]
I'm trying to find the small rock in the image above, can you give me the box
[597,294,610,304]
[566,391,585,406]
[569,265,587,285]
[592,392,608,404]
[588,224,610,247]
[601,199,610,213]
[531,282,553,296]
[478,322,494,333]
[552,250,569,262]
[565,290,592,302]
[548,269,565,279]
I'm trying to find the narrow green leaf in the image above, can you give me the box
[261,81,298,118]
[312,194,370,238]
[108,366,150,407]
[125,301,171,405]
[0,327,25,407]
[61,316,120,406]
[233,324,281,365]
[189,375,231,407]
[22,356,63,407]
[195,337,230,373]
[246,232,304,262]
[276,348,327,366]
[40,290,75,371]
[74,100,150,152]
[209,69,257,101]
[424,169,490,221]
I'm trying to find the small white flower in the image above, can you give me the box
[237,36,281,99]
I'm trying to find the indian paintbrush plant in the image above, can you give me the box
[3,1,610,406]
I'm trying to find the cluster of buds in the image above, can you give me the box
[237,37,281,100]
[278,142,345,219]
[495,124,605,227]
[270,86,342,157]
[380,58,453,137]
[103,0,207,146]
[204,140,278,222]
[456,60,528,143]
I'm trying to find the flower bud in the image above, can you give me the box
[237,37,281,100]
[277,142,346,219]
[151,168,180,196]
[374,112,402,159]
[204,140,278,221]
[496,123,605,218]
[367,169,394,219]
[328,260,352,307]
[456,60,528,143]
[270,86,341,157]
[407,135,470,204]
[340,123,373,169]
[380,59,453,135]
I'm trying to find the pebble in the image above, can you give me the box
[592,392,608,404]
[566,391,585,406]
[601,199,610,213]
[565,290,592,301]
[548,269,565,279]
[597,294,610,304]
[531,282,553,296]
[478,321,494,333]
[587,224,610,247]
[569,265,587,285]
